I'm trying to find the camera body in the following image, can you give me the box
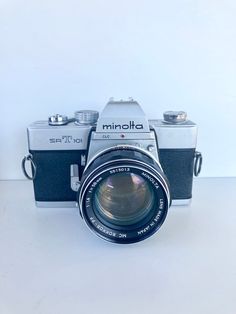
[26,99,200,208]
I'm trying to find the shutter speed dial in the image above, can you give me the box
[48,110,99,126]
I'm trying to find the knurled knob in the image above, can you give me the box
[163,111,187,124]
[48,114,69,126]
[74,110,99,125]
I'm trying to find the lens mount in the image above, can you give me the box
[78,146,171,244]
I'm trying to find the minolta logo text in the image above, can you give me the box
[102,121,144,130]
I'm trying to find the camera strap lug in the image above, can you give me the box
[22,154,37,180]
[194,151,203,177]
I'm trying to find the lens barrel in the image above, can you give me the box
[78,146,171,244]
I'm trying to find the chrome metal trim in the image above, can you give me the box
[171,199,192,206]
[35,199,190,209]
[27,122,91,150]
[92,132,154,140]
[84,144,162,173]
[149,119,198,149]
[35,201,77,208]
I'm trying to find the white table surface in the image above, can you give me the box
[0,178,235,314]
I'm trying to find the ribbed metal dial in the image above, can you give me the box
[163,111,187,124]
[74,110,99,125]
[48,114,69,126]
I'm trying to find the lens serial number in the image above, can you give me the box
[110,167,130,174]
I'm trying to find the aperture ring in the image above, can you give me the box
[79,158,170,209]
[84,144,163,173]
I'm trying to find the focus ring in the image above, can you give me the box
[78,146,171,244]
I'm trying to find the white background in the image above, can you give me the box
[1,178,236,314]
[1,0,236,179]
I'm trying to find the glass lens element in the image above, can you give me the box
[94,172,155,226]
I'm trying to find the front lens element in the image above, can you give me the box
[78,146,171,243]
[94,173,155,226]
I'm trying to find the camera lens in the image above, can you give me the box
[78,146,171,244]
[94,172,155,226]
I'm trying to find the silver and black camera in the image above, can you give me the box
[22,99,202,244]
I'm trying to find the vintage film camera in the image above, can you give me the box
[22,98,202,243]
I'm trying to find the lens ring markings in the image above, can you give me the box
[79,164,169,244]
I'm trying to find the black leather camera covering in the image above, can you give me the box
[159,148,195,200]
[30,148,195,202]
[30,150,86,202]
